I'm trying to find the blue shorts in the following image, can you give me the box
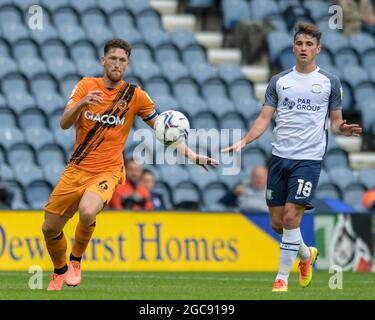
[266,155,322,210]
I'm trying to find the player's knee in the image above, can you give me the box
[271,222,283,235]
[42,222,62,238]
[78,206,97,226]
[282,211,299,228]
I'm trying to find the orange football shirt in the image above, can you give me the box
[67,77,157,173]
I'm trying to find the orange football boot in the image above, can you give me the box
[65,261,81,287]
[47,273,67,291]
[272,279,288,292]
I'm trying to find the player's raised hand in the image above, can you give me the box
[81,91,104,106]
[193,154,219,171]
[221,139,247,153]
[339,120,362,137]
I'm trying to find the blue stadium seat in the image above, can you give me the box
[2,73,36,113]
[354,82,375,110]
[0,145,6,164]
[279,47,295,69]
[152,95,180,113]
[137,9,162,32]
[323,148,349,170]
[48,109,64,130]
[71,40,97,61]
[109,9,136,31]
[188,62,217,85]
[13,163,44,187]
[3,179,25,208]
[161,61,190,83]
[368,65,375,83]
[75,59,102,77]
[132,60,161,82]
[0,127,24,149]
[328,167,358,191]
[277,0,300,12]
[187,165,219,190]
[8,143,35,165]
[217,163,244,189]
[361,49,375,67]
[358,168,375,189]
[124,0,152,16]
[173,181,201,207]
[304,0,331,21]
[18,57,48,79]
[0,56,18,78]
[69,0,97,14]
[360,100,375,133]
[229,78,254,101]
[182,44,207,65]
[340,80,354,110]
[341,65,369,88]
[125,75,143,87]
[85,25,114,49]
[326,132,339,152]
[96,0,125,15]
[221,0,251,31]
[316,47,333,68]
[154,43,180,65]
[0,5,22,24]
[29,24,59,46]
[0,108,17,128]
[172,77,200,99]
[317,168,330,186]
[41,0,69,12]
[202,182,229,211]
[25,180,52,209]
[348,32,375,56]
[202,78,228,100]
[343,184,367,211]
[24,127,55,150]
[241,147,267,171]
[253,128,273,155]
[220,111,246,132]
[250,0,280,20]
[53,127,76,152]
[192,111,219,131]
[57,24,87,47]
[158,165,190,189]
[60,74,81,100]
[206,96,235,117]
[37,143,66,166]
[19,108,47,129]
[268,15,288,32]
[187,0,214,10]
[267,31,293,64]
[315,183,341,200]
[153,181,172,209]
[13,39,39,60]
[145,77,172,97]
[141,28,169,49]
[178,95,208,117]
[169,29,198,50]
[131,42,153,63]
[53,6,80,26]
[321,31,349,56]
[41,39,69,61]
[1,163,14,180]
[112,27,143,44]
[334,48,360,67]
[47,57,76,81]
[0,38,10,57]
[217,63,246,84]
[36,91,65,116]
[1,21,29,44]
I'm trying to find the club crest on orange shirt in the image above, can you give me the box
[98,180,108,192]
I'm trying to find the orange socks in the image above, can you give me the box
[72,221,96,259]
[44,232,67,271]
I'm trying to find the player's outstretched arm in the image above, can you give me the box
[60,91,103,129]
[221,105,275,153]
[176,143,219,171]
[330,110,362,137]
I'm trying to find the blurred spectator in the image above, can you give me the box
[336,0,375,35]
[221,166,268,212]
[362,188,375,210]
[0,177,13,209]
[141,169,166,210]
[109,159,153,210]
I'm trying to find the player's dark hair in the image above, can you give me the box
[104,38,131,57]
[294,23,321,44]
[142,169,155,177]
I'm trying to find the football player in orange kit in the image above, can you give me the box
[42,39,218,291]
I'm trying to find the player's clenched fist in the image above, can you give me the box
[79,91,103,107]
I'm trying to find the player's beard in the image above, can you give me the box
[107,69,123,82]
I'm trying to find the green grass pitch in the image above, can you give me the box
[0,271,374,300]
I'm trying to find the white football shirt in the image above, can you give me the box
[264,66,342,160]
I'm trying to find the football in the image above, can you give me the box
[154,110,190,146]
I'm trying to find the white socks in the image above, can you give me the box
[298,235,310,262]
[276,228,301,284]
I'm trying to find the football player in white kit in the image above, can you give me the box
[222,23,362,292]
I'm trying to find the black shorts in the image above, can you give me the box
[266,155,322,210]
